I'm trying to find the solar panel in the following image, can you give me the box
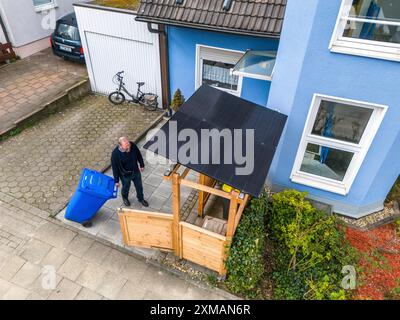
[144,85,287,197]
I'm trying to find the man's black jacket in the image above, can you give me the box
[111,141,144,183]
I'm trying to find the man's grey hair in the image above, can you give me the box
[118,136,129,145]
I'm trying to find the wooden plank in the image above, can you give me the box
[180,167,191,179]
[181,178,231,199]
[180,222,227,273]
[172,173,181,256]
[179,222,226,240]
[119,208,173,220]
[118,210,173,250]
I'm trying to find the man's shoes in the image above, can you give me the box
[122,198,131,207]
[139,199,149,207]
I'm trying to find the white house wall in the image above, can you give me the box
[74,5,162,106]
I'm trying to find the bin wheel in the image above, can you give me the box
[82,221,92,228]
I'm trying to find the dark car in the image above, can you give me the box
[50,12,84,63]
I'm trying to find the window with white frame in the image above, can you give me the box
[196,45,243,96]
[330,0,400,61]
[291,94,387,195]
[32,0,57,11]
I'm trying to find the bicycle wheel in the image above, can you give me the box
[108,92,125,105]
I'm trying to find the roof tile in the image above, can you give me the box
[136,0,287,38]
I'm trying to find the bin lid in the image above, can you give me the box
[78,168,116,199]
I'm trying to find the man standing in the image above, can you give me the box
[111,137,149,207]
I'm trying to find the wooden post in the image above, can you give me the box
[226,191,239,241]
[172,173,181,256]
[198,174,205,216]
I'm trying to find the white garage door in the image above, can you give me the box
[74,6,162,106]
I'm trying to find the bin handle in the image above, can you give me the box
[113,184,118,198]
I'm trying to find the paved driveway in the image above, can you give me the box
[0,95,162,214]
[0,48,87,135]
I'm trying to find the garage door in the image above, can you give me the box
[85,31,162,105]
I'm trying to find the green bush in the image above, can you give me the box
[225,190,269,298]
[268,190,358,300]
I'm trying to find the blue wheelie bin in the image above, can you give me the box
[65,168,118,225]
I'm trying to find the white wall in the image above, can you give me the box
[75,5,163,106]
[0,0,88,47]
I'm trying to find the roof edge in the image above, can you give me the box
[135,16,281,39]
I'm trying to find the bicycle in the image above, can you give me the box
[108,71,159,111]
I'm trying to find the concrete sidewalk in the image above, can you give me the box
[0,191,231,300]
[0,48,87,135]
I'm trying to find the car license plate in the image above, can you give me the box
[59,45,72,52]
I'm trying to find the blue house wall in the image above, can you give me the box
[267,0,400,217]
[167,26,279,106]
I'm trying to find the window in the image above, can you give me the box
[33,0,57,11]
[330,0,400,61]
[202,60,238,91]
[55,24,80,41]
[291,94,387,195]
[196,45,243,96]
[232,50,276,81]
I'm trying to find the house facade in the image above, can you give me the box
[137,0,284,107]
[136,0,399,219]
[0,0,86,58]
[267,0,400,218]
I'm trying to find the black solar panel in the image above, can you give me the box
[143,85,287,197]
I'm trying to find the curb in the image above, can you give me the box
[0,77,90,139]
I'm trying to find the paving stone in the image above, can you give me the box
[101,249,130,274]
[48,278,82,300]
[148,193,168,211]
[33,222,75,249]
[0,278,11,297]
[98,219,122,243]
[139,265,173,294]
[66,235,94,258]
[2,285,31,300]
[58,255,87,281]
[144,173,164,188]
[20,239,52,264]
[75,287,103,300]
[40,247,69,270]
[116,280,146,300]
[120,256,148,284]
[0,255,26,281]
[28,272,62,299]
[82,242,112,266]
[97,271,127,300]
[11,261,41,288]
[76,262,107,291]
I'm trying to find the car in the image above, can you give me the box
[50,12,84,63]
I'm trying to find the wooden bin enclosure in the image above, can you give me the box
[118,168,249,275]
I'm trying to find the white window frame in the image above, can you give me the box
[33,0,57,12]
[232,50,276,81]
[329,0,400,62]
[291,94,387,195]
[195,44,243,97]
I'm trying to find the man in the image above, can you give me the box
[111,137,149,207]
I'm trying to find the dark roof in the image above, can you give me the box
[143,85,287,197]
[136,0,287,38]
[57,12,78,26]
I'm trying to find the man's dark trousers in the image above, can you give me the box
[121,172,144,202]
